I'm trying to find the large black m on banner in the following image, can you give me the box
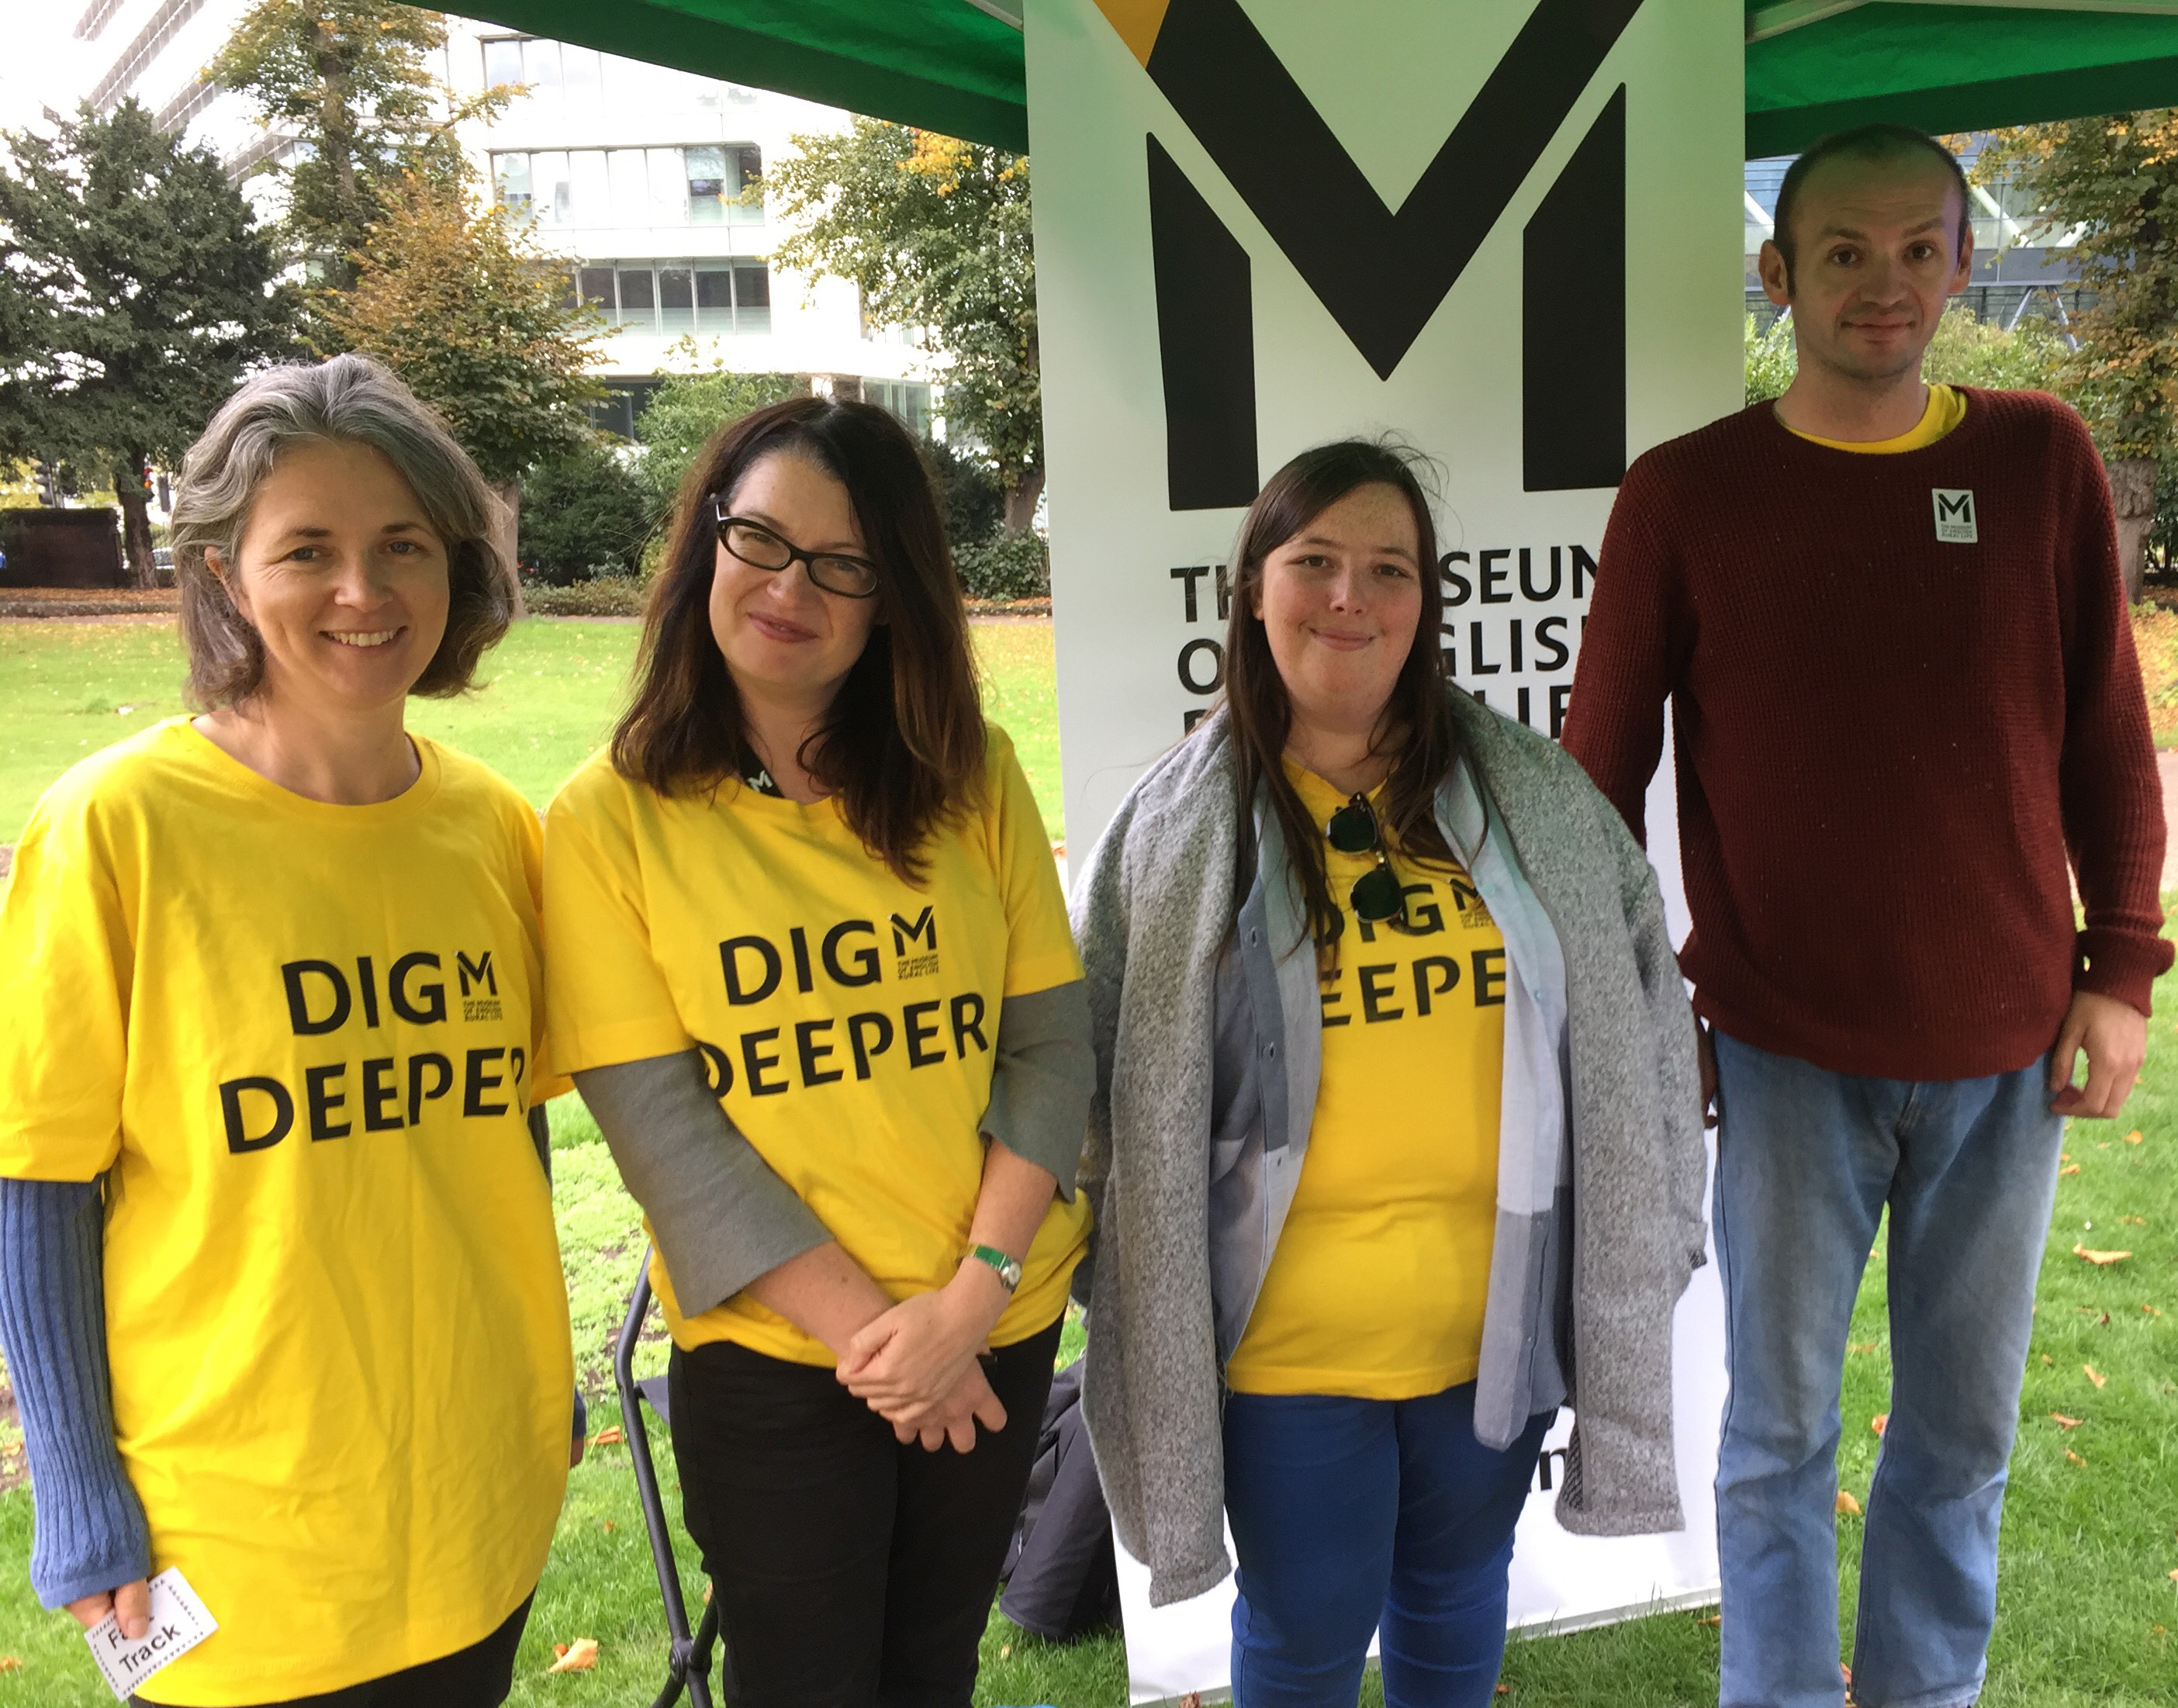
[1134,0,1636,509]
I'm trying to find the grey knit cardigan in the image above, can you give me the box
[1069,693,1708,1606]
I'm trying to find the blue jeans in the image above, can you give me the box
[1222,1382,1552,1708]
[1711,1032,2064,1708]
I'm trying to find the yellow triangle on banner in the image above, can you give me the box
[1092,0,1170,66]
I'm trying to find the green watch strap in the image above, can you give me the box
[964,1243,1022,1293]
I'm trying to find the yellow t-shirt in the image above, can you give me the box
[1785,382,1967,452]
[0,721,573,1707]
[1225,764,1507,1400]
[544,726,1089,1364]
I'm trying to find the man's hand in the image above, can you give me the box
[67,1578,149,1640]
[2048,990,2147,1118]
[1697,1022,1719,1130]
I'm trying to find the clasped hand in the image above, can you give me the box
[836,1268,1011,1453]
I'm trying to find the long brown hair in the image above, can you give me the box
[610,396,984,883]
[1220,440,1463,954]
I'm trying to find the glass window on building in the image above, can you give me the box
[562,43,602,105]
[648,148,687,226]
[695,265,735,333]
[733,262,771,333]
[482,36,524,88]
[577,267,615,312]
[521,37,562,95]
[571,150,610,226]
[493,152,533,217]
[659,265,696,336]
[865,379,933,438]
[533,150,572,226]
[617,265,657,330]
[686,146,728,224]
[609,150,649,225]
[730,146,765,226]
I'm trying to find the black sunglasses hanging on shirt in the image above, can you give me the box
[1326,793,1410,926]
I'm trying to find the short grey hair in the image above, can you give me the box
[171,354,513,708]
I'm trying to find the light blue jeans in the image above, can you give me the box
[1711,1032,2064,1708]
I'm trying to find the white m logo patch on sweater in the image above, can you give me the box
[1933,489,1979,545]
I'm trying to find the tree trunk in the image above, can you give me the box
[490,479,528,618]
[1001,465,1046,535]
[114,461,156,590]
[2107,455,2156,606]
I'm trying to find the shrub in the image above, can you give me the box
[520,441,653,583]
[921,436,1005,551]
[524,575,646,617]
[954,530,1049,601]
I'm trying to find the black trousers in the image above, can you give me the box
[136,1593,531,1708]
[669,1318,1062,1708]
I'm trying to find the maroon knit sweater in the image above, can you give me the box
[1562,389,2169,1080]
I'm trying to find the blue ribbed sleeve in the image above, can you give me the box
[0,1178,151,1608]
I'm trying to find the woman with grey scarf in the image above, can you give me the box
[1069,441,1709,1708]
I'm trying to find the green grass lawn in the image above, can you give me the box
[1,614,2173,1703]
[0,614,1063,842]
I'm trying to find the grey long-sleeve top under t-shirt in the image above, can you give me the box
[574,980,1094,1319]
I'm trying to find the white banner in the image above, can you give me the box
[1025,0,1741,1697]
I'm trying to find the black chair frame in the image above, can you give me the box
[614,1244,722,1708]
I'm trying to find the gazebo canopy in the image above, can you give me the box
[461,0,2178,156]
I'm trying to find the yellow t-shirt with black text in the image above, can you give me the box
[0,722,574,1707]
[544,726,1088,1364]
[1226,764,1506,1400]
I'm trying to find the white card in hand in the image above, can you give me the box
[82,1568,219,1702]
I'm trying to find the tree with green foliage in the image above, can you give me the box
[1746,303,2069,406]
[322,173,601,585]
[213,0,513,292]
[1979,114,2178,599]
[518,440,653,583]
[630,365,803,521]
[768,121,1042,531]
[0,100,298,584]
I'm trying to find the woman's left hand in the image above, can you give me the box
[836,1266,1009,1415]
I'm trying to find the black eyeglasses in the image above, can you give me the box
[712,504,881,599]
[1326,793,1409,925]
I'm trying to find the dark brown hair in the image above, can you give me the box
[610,396,984,883]
[1219,439,1463,956]
[1772,124,1970,285]
[170,354,512,708]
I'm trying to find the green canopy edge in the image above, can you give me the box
[460,1,2178,159]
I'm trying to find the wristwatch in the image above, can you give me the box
[963,1243,1022,1293]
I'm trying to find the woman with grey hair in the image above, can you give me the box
[1071,441,1708,1706]
[0,354,577,1706]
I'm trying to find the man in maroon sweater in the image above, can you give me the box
[1564,126,2167,1708]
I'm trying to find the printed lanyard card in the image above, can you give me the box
[83,1568,218,1701]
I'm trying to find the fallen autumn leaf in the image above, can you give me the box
[2050,1413,2084,1429]
[0,1657,19,1672]
[2085,1364,2108,1388]
[2074,1244,2133,1265]
[2124,1130,2144,1144]
[589,1426,624,1447]
[1870,1413,1888,1437]
[547,1638,599,1675]
[2066,1448,2086,1465]
[1836,1489,1863,1516]
[2060,1163,2081,1176]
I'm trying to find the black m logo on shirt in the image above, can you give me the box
[1126,0,1639,507]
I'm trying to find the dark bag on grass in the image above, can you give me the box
[999,1359,1119,1641]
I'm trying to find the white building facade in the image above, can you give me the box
[66,2,936,440]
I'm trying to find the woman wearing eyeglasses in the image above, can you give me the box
[1070,441,1709,1707]
[543,396,1091,1707]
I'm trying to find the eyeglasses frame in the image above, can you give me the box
[710,502,881,600]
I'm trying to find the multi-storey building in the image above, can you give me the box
[64,3,937,443]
